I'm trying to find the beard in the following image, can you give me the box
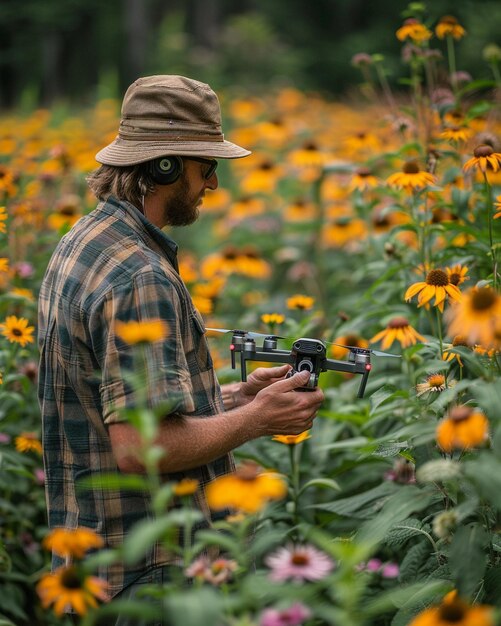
[163,174,200,227]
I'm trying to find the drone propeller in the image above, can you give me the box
[205,327,285,340]
[328,341,402,358]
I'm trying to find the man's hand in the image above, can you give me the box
[237,364,292,405]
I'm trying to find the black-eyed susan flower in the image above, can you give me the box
[272,431,310,445]
[330,334,369,359]
[0,315,35,347]
[205,460,287,514]
[445,287,501,350]
[463,144,501,174]
[442,335,470,367]
[349,167,379,192]
[387,161,437,193]
[43,527,104,559]
[446,264,469,287]
[47,194,83,231]
[261,313,285,336]
[241,160,283,194]
[494,194,501,219]
[440,126,473,144]
[323,217,368,248]
[15,432,42,455]
[436,406,489,453]
[283,197,317,222]
[405,269,462,312]
[0,257,9,272]
[36,566,110,617]
[286,294,315,311]
[435,15,466,40]
[0,205,7,233]
[396,19,433,44]
[370,317,426,350]
[173,478,199,497]
[408,590,494,626]
[115,319,168,345]
[416,373,449,397]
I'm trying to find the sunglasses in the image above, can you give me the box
[185,156,218,180]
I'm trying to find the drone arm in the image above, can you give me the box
[322,357,363,375]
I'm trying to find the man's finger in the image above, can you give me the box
[272,369,311,391]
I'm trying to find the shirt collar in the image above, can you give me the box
[102,196,180,271]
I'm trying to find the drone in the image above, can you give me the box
[206,328,401,398]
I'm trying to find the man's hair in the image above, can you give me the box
[86,163,156,208]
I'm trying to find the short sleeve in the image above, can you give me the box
[89,267,196,424]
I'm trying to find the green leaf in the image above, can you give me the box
[356,485,438,548]
[311,481,398,517]
[448,523,489,598]
[399,539,431,582]
[298,477,341,495]
[164,587,225,626]
[364,578,450,615]
[463,455,501,510]
[77,472,150,492]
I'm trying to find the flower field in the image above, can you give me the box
[1,6,501,626]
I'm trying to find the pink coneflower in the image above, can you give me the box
[265,544,334,582]
[260,602,312,626]
[184,556,238,585]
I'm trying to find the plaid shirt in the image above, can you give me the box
[38,196,234,598]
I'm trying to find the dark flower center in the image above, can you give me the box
[438,599,467,622]
[449,406,472,423]
[473,144,494,158]
[388,317,410,329]
[440,15,459,26]
[291,553,309,566]
[356,167,372,177]
[471,288,496,311]
[12,328,23,337]
[403,161,420,174]
[60,566,83,590]
[426,269,449,286]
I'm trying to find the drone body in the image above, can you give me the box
[225,330,372,398]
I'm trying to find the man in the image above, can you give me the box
[38,75,324,622]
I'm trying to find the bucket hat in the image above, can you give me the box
[95,75,251,166]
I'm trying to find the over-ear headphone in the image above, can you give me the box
[149,156,183,185]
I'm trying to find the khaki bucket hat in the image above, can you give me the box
[95,75,251,166]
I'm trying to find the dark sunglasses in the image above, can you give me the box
[184,156,218,180]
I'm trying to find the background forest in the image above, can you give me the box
[0,0,500,109]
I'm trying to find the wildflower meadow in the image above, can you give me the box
[1,5,501,626]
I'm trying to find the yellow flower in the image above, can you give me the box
[445,287,501,350]
[272,431,310,445]
[205,460,287,514]
[446,264,469,287]
[405,269,462,313]
[286,294,315,311]
[173,478,199,497]
[283,198,317,222]
[241,160,283,194]
[0,315,35,347]
[494,194,501,219]
[37,566,110,617]
[435,15,466,40]
[416,373,449,397]
[0,205,7,233]
[261,313,285,326]
[115,319,168,345]
[10,287,35,301]
[443,336,470,367]
[0,257,9,272]
[349,167,379,192]
[370,317,426,350]
[440,126,472,143]
[387,161,437,193]
[463,144,501,174]
[323,216,368,248]
[408,590,494,626]
[43,527,104,559]
[330,334,369,359]
[15,432,43,455]
[396,19,433,44]
[436,406,489,453]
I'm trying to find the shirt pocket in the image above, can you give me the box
[186,308,214,373]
